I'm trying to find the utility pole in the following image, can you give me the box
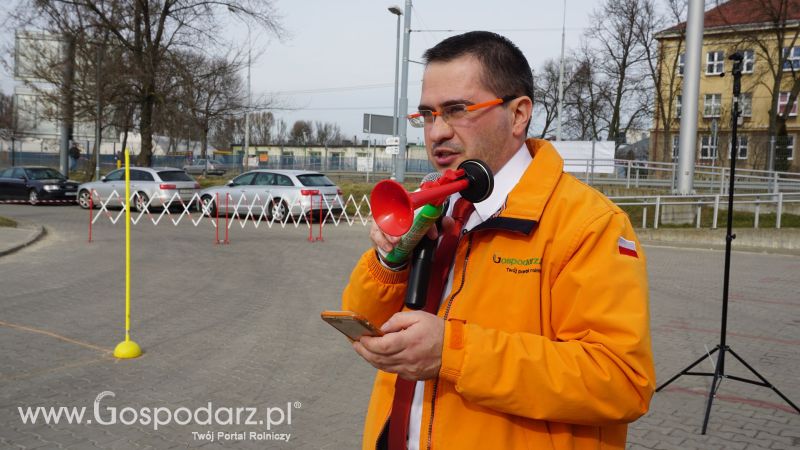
[676,0,704,195]
[60,34,75,176]
[94,42,103,180]
[396,0,412,183]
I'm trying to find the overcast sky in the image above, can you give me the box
[1,0,600,144]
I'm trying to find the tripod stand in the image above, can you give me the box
[655,52,800,434]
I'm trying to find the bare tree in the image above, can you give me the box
[10,0,284,166]
[0,93,14,138]
[249,111,275,145]
[639,0,686,162]
[564,51,613,140]
[289,120,313,145]
[313,121,343,145]
[709,0,800,170]
[587,0,651,142]
[274,118,288,145]
[532,59,571,139]
[168,51,245,158]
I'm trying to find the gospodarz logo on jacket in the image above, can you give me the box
[492,253,541,274]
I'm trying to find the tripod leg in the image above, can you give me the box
[657,345,719,392]
[727,348,800,414]
[701,347,726,434]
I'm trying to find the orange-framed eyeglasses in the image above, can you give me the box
[407,95,518,128]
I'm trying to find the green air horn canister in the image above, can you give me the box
[382,203,445,264]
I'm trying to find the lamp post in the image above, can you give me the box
[389,6,402,136]
[389,5,402,179]
[396,0,412,183]
[229,6,251,172]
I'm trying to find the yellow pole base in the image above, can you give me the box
[113,340,142,359]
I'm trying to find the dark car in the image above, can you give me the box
[0,166,79,205]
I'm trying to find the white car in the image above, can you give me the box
[77,167,201,211]
[182,158,226,176]
[198,169,344,221]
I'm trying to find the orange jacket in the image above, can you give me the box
[342,139,655,450]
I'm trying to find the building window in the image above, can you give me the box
[700,135,718,159]
[675,95,682,118]
[728,135,748,159]
[742,50,755,73]
[281,151,294,168]
[309,151,322,170]
[672,135,679,159]
[782,47,800,71]
[778,92,798,116]
[740,93,752,117]
[706,51,724,75]
[678,53,685,76]
[704,93,722,117]
[776,135,795,161]
[330,152,343,170]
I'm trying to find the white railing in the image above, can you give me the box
[89,190,372,228]
[562,158,800,193]
[80,188,799,235]
[610,192,800,229]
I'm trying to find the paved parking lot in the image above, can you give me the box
[0,204,798,449]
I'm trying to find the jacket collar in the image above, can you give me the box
[471,138,563,235]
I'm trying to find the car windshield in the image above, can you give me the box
[296,174,335,187]
[158,171,194,182]
[26,168,65,180]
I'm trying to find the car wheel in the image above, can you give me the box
[134,192,149,212]
[78,190,93,209]
[200,195,217,216]
[270,200,288,221]
[28,189,39,205]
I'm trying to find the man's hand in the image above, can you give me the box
[353,311,445,381]
[370,221,402,254]
[369,216,453,254]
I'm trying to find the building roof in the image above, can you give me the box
[661,0,800,35]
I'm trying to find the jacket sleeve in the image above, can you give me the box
[341,249,409,327]
[439,211,655,425]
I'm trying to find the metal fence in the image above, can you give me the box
[3,144,800,194]
[611,192,800,229]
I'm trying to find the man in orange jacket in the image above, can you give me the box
[342,31,655,450]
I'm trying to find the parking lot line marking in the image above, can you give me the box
[0,320,112,355]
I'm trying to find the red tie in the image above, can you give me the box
[388,198,474,450]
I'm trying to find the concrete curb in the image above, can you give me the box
[0,224,47,257]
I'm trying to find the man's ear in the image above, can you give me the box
[510,96,533,138]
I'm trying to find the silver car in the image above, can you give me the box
[198,169,344,221]
[77,167,201,211]
[182,158,226,176]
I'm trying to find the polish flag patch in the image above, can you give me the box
[618,236,638,258]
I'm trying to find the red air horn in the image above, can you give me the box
[371,159,493,236]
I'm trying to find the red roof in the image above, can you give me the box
[662,0,800,34]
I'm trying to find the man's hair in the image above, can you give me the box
[422,31,534,104]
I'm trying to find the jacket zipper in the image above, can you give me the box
[425,232,474,450]
[374,412,390,450]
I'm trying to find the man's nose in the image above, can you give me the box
[427,116,454,142]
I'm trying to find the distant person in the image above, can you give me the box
[341,31,655,450]
[69,144,81,171]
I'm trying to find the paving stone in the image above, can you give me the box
[1,206,798,450]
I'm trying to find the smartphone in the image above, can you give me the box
[321,310,385,341]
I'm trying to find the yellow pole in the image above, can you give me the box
[114,148,141,359]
